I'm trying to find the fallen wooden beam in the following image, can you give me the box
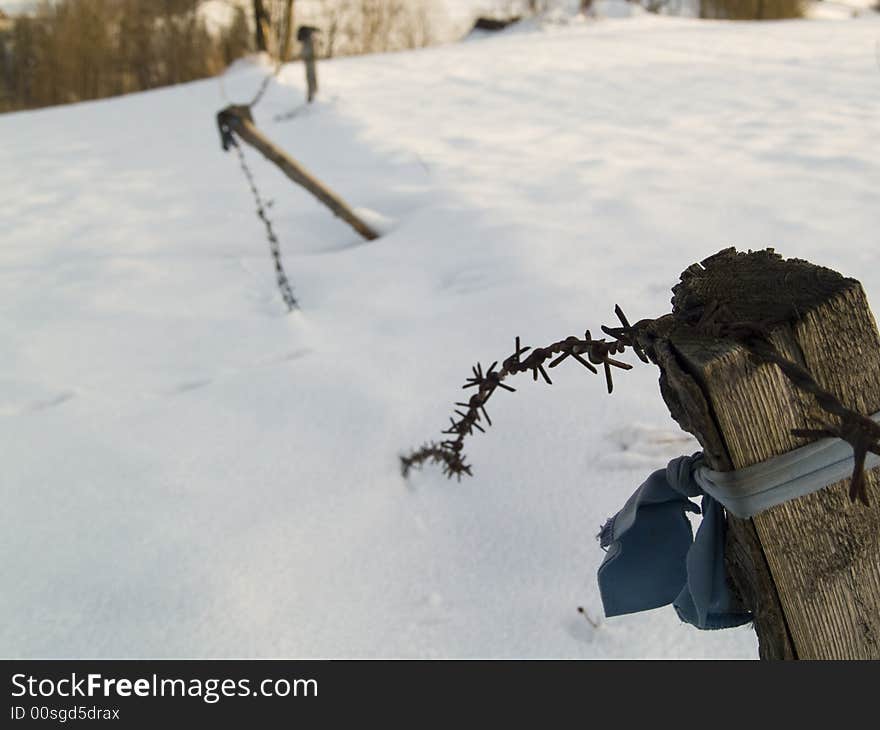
[217,104,379,242]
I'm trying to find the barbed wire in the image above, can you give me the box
[249,59,284,108]
[402,297,877,505]
[219,59,297,311]
[229,137,298,311]
[399,306,650,480]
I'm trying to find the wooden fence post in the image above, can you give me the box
[653,248,880,659]
[217,105,379,242]
[297,25,319,103]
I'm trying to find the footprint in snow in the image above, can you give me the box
[596,424,698,472]
[28,391,76,411]
[440,266,503,295]
[413,593,450,628]
[0,381,76,417]
[157,350,310,397]
[162,379,213,396]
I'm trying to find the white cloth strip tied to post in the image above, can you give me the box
[694,414,880,517]
[597,411,880,630]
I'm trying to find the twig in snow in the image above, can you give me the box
[578,606,601,629]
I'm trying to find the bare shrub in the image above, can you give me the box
[304,0,435,59]
[699,0,804,18]
[0,0,252,113]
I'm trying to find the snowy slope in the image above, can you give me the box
[3,16,880,658]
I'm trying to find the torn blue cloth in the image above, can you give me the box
[598,412,880,630]
[597,454,752,630]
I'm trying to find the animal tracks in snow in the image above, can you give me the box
[0,380,76,417]
[0,352,313,415]
[156,349,311,399]
[159,379,213,397]
[439,265,507,296]
[28,391,76,412]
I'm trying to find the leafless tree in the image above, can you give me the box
[1,0,250,112]
[252,0,272,54]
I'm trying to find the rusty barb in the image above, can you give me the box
[401,297,877,505]
[400,306,652,480]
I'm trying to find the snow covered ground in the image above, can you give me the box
[3,15,880,658]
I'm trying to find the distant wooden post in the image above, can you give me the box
[653,249,880,659]
[217,105,379,242]
[297,25,319,103]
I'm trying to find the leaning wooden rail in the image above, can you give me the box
[217,104,379,242]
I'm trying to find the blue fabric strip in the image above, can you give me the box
[598,413,880,630]
[597,455,751,630]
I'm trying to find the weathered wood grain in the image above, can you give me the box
[656,248,880,659]
[652,325,796,659]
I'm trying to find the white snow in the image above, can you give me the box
[0,1,34,14]
[808,0,878,19]
[3,15,880,658]
[198,0,241,35]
